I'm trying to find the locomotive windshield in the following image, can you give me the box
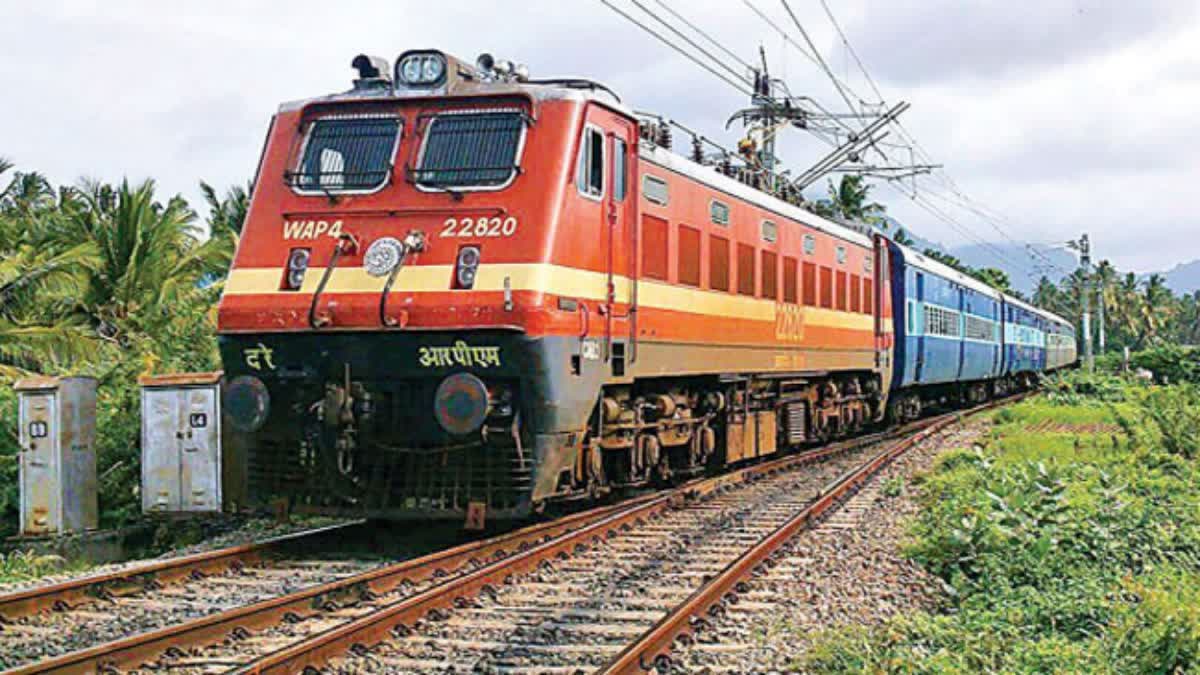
[290,115,401,192]
[413,110,525,189]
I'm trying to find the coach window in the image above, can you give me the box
[613,138,628,201]
[576,125,604,199]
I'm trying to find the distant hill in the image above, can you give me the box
[878,218,1073,295]
[1142,260,1200,294]
[949,243,1075,296]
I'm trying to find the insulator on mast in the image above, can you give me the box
[691,136,704,163]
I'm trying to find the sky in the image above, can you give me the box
[1,1,1196,274]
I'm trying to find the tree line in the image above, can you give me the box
[813,175,1200,350]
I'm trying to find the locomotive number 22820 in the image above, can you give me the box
[440,216,518,238]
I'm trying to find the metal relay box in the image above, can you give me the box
[140,372,223,513]
[15,376,99,536]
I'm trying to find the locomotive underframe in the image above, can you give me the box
[219,331,890,522]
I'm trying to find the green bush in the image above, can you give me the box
[1131,344,1200,385]
[804,391,1200,673]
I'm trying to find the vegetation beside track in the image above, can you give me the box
[803,369,1200,673]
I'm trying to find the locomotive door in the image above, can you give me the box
[602,113,637,374]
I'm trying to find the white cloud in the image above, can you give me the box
[0,0,1195,273]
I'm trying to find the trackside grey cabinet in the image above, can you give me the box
[15,376,98,536]
[140,373,223,513]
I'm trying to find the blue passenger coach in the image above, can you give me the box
[885,241,1076,421]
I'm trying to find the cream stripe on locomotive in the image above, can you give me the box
[224,263,880,332]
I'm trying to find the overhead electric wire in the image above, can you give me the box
[778,0,864,121]
[598,0,755,97]
[808,1,1065,277]
[816,0,884,106]
[627,0,755,89]
[652,0,756,73]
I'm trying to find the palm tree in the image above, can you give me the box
[60,179,227,349]
[1138,274,1175,347]
[0,161,101,376]
[811,175,885,225]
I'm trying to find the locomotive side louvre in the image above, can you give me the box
[216,50,894,521]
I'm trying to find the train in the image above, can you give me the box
[216,49,1076,525]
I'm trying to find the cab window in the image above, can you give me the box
[577,126,605,198]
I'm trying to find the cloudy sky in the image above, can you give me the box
[1,1,1196,273]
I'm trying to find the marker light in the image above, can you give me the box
[396,51,447,86]
[285,247,310,290]
[456,245,481,289]
[364,237,405,277]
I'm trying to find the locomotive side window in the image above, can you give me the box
[576,125,605,198]
[290,114,401,193]
[710,200,730,226]
[614,138,628,201]
[643,175,669,205]
[415,110,525,190]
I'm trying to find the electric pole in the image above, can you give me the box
[1068,234,1094,372]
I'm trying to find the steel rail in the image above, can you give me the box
[6,408,975,675]
[2,497,662,675]
[598,395,1023,674]
[0,520,365,622]
[220,428,914,675]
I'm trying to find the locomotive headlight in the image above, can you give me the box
[364,237,406,277]
[396,51,447,86]
[455,245,481,289]
[284,247,310,290]
[225,375,270,433]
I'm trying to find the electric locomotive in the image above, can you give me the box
[217,50,1071,524]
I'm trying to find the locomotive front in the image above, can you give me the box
[217,51,601,521]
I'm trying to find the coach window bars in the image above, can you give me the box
[414,109,527,190]
[288,114,402,194]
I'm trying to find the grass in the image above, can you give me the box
[0,549,85,585]
[799,376,1200,674]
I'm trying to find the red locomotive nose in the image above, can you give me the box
[434,372,490,436]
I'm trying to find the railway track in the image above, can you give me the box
[0,522,372,670]
[4,396,1013,675]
